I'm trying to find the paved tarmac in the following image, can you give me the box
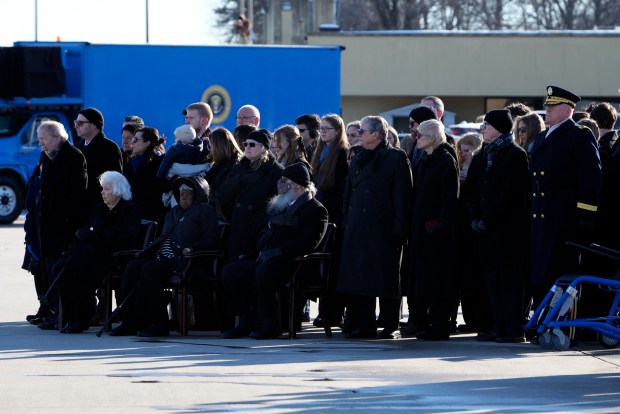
[2,217,620,413]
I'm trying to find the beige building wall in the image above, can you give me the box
[308,31,620,123]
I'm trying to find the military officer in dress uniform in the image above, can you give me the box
[529,86,602,305]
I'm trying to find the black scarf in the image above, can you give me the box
[484,133,513,171]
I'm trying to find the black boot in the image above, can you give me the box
[249,319,281,340]
[221,316,256,339]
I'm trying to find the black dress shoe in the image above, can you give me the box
[222,324,253,339]
[60,322,89,334]
[344,329,377,339]
[476,332,498,342]
[496,336,526,343]
[457,324,476,333]
[377,329,401,340]
[312,317,325,327]
[249,329,280,340]
[109,323,137,337]
[417,331,450,341]
[37,318,58,330]
[400,324,425,337]
[29,316,47,326]
[314,316,343,328]
[137,324,169,337]
[249,319,280,340]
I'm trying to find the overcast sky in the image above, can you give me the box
[0,0,226,46]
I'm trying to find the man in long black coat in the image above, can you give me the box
[471,109,531,343]
[221,163,328,340]
[337,115,413,339]
[74,107,123,210]
[35,120,88,329]
[529,86,602,304]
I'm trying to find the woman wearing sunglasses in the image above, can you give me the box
[125,127,167,226]
[513,112,545,154]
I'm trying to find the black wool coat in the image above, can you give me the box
[36,141,88,258]
[205,156,239,219]
[472,139,531,267]
[75,132,123,209]
[314,147,348,227]
[124,153,165,225]
[409,143,459,301]
[337,143,413,298]
[220,153,283,261]
[262,193,328,258]
[142,176,220,260]
[529,120,602,285]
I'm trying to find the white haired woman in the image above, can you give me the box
[407,119,459,341]
[56,171,141,333]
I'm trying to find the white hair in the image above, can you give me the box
[99,171,132,200]
[37,120,69,141]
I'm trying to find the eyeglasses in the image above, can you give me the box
[517,127,527,134]
[243,141,257,148]
[358,128,374,135]
[319,127,335,133]
[236,115,255,121]
[347,132,360,138]
[74,120,92,127]
[131,137,144,143]
[480,122,488,130]
[298,128,307,133]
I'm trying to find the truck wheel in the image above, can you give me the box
[0,177,24,224]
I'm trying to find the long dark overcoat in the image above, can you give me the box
[529,120,602,286]
[220,153,283,261]
[314,147,348,227]
[36,141,88,258]
[337,143,412,298]
[75,132,123,209]
[409,143,459,302]
[473,140,531,267]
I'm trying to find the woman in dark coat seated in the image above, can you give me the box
[110,176,220,337]
[57,171,141,333]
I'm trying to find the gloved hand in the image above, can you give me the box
[270,214,299,227]
[257,248,283,264]
[470,219,487,234]
[75,226,96,241]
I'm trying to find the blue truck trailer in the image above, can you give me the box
[0,41,342,223]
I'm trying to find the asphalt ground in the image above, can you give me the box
[2,216,620,413]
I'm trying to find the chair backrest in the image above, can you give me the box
[317,222,336,255]
[140,219,158,249]
[215,221,229,251]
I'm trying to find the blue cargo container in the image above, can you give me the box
[0,41,342,223]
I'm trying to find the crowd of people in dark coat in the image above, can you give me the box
[21,86,620,342]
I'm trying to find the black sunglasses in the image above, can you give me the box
[243,141,257,148]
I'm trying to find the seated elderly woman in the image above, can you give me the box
[57,171,141,333]
[110,175,220,337]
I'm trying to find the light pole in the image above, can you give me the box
[34,0,38,41]
[146,0,149,44]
